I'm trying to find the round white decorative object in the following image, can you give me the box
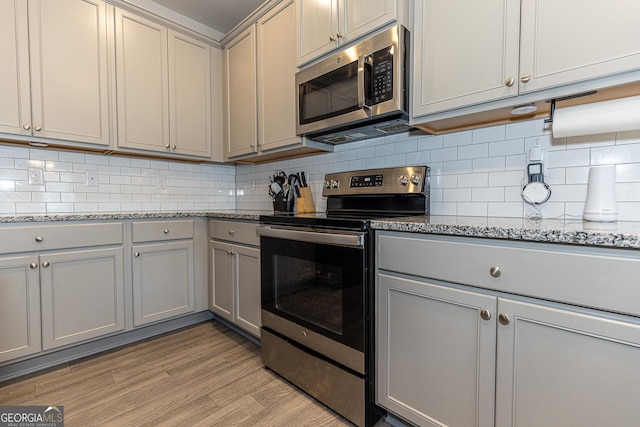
[522,182,551,205]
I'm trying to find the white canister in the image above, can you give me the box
[583,165,618,222]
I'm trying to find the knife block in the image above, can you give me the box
[297,187,316,213]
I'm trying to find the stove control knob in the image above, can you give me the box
[410,174,422,186]
[399,175,409,186]
[324,180,331,188]
[331,179,339,188]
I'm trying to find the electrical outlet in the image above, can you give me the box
[86,171,99,187]
[158,176,167,189]
[28,168,44,185]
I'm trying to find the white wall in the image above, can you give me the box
[2,118,640,220]
[236,118,640,221]
[0,145,235,215]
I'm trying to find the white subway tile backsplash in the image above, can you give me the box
[458,143,488,160]
[458,173,488,188]
[443,130,472,147]
[472,124,506,144]
[489,139,525,157]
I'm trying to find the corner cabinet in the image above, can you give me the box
[0,222,125,363]
[209,220,261,338]
[412,0,640,118]
[223,1,332,163]
[376,231,640,427]
[0,0,111,146]
[115,10,212,159]
[295,0,402,66]
[131,220,195,327]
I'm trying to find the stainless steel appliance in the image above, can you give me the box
[258,166,430,427]
[295,25,412,144]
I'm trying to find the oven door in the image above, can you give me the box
[258,225,366,369]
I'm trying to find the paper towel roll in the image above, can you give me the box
[552,95,640,138]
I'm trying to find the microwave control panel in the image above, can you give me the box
[371,47,394,104]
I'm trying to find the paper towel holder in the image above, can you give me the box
[544,91,598,124]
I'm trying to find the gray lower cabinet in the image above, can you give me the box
[376,231,640,427]
[209,220,261,338]
[131,220,195,326]
[0,222,125,363]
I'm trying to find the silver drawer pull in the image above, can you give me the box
[29,262,38,269]
[35,236,44,242]
[41,261,50,268]
[498,313,510,325]
[480,308,492,321]
[134,252,140,257]
[163,229,170,234]
[489,266,501,278]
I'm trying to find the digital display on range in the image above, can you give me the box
[350,174,383,187]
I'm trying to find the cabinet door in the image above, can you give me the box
[495,298,640,427]
[115,9,170,153]
[223,25,258,158]
[28,0,111,145]
[377,273,496,427]
[519,0,640,93]
[209,240,233,322]
[340,0,395,44]
[257,0,301,153]
[132,241,195,327]
[295,0,338,66]
[0,0,31,137]
[0,255,41,363]
[412,0,520,117]
[168,30,212,158]
[234,245,261,337]
[40,248,125,350]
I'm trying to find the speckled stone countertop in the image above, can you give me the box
[371,215,640,249]
[0,210,271,224]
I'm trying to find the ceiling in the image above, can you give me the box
[149,0,266,35]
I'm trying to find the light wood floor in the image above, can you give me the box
[0,321,391,426]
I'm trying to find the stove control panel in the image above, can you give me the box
[323,166,429,196]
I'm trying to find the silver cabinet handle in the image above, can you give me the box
[23,124,31,130]
[226,250,233,255]
[171,145,176,150]
[504,77,515,87]
[165,144,170,149]
[35,236,44,242]
[520,74,531,83]
[336,32,343,38]
[329,35,336,42]
[480,308,492,321]
[34,126,42,131]
[41,261,50,267]
[163,229,169,234]
[29,262,38,269]
[228,230,235,235]
[134,252,140,257]
[489,266,501,278]
[498,313,510,325]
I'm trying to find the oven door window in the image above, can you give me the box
[262,236,364,352]
[298,61,360,125]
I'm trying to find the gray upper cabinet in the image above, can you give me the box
[0,0,111,146]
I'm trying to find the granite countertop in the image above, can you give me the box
[3,211,640,249]
[0,210,271,224]
[371,215,640,249]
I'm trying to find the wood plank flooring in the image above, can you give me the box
[0,321,390,426]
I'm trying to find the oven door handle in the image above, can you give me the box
[256,226,364,248]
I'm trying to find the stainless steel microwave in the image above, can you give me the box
[296,25,412,144]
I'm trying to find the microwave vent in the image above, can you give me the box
[376,123,413,134]
[324,135,356,143]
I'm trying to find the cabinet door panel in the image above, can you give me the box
[28,0,110,145]
[224,26,257,158]
[169,30,212,158]
[235,245,261,337]
[257,0,300,152]
[341,0,394,44]
[209,240,233,321]
[40,248,125,350]
[0,256,40,363]
[296,0,338,65]
[0,0,30,136]
[496,298,640,427]
[519,0,640,93]
[412,0,520,116]
[132,241,194,326]
[116,9,169,152]
[377,273,496,427]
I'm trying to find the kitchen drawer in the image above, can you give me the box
[377,232,640,318]
[0,222,123,255]
[131,220,194,243]
[209,220,259,246]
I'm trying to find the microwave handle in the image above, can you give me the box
[357,54,372,110]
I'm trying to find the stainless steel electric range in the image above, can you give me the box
[257,166,430,427]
